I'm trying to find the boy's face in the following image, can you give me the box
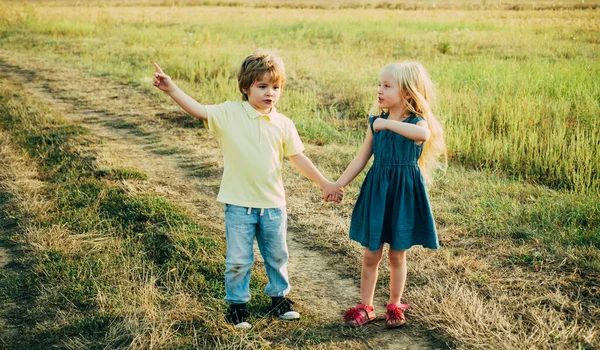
[243,73,282,114]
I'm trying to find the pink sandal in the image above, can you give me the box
[344,304,376,326]
[385,303,409,328]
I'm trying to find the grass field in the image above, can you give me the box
[2,1,599,193]
[0,1,599,349]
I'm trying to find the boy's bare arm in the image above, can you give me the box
[288,152,343,202]
[153,63,208,121]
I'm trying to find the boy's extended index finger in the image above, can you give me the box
[153,62,165,74]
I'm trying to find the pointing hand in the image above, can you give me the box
[152,63,175,93]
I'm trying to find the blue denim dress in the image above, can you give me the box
[349,114,438,252]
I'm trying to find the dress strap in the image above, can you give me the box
[405,115,424,124]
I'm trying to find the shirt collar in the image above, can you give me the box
[242,101,276,121]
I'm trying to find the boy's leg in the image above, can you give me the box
[256,207,299,320]
[224,204,258,305]
[256,206,290,298]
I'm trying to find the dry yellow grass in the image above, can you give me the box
[5,0,599,10]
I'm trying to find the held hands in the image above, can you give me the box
[152,63,176,93]
[321,181,344,203]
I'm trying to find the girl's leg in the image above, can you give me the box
[361,246,384,306]
[387,249,407,305]
[346,246,383,325]
[386,249,408,327]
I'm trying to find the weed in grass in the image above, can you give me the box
[104,120,138,129]
[95,167,148,180]
[153,146,185,155]
[82,116,100,123]
[144,135,161,144]
[156,111,205,129]
[437,41,451,54]
[129,128,152,137]
[189,168,211,177]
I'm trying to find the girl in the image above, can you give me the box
[335,61,446,328]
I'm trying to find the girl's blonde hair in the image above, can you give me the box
[369,62,447,184]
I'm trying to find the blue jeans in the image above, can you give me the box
[224,204,290,304]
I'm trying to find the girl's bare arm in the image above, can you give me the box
[373,118,430,142]
[336,126,374,188]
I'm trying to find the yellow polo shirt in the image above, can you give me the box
[203,101,305,208]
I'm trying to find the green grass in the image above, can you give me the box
[189,168,211,177]
[428,166,600,271]
[0,4,598,193]
[153,145,186,155]
[95,167,149,180]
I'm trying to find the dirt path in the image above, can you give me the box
[0,50,440,349]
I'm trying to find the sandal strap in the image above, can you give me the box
[356,303,374,313]
[344,304,375,324]
[386,304,407,321]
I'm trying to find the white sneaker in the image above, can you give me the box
[229,303,252,329]
[271,297,300,320]
[234,321,252,329]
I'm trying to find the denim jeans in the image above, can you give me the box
[224,204,290,304]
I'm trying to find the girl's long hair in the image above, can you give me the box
[369,62,447,184]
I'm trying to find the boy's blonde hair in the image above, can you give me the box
[238,50,286,101]
[369,61,447,184]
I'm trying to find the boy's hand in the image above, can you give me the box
[153,63,175,93]
[322,181,344,203]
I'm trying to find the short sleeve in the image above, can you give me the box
[282,120,305,157]
[203,102,231,135]
[408,115,424,125]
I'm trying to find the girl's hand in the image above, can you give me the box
[153,63,176,93]
[372,117,388,132]
[326,186,344,203]
[322,181,344,203]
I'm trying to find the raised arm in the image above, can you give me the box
[372,117,430,142]
[288,152,343,203]
[336,125,374,188]
[153,63,208,121]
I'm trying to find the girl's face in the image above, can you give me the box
[243,73,282,114]
[377,71,404,111]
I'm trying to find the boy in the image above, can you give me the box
[153,50,342,328]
